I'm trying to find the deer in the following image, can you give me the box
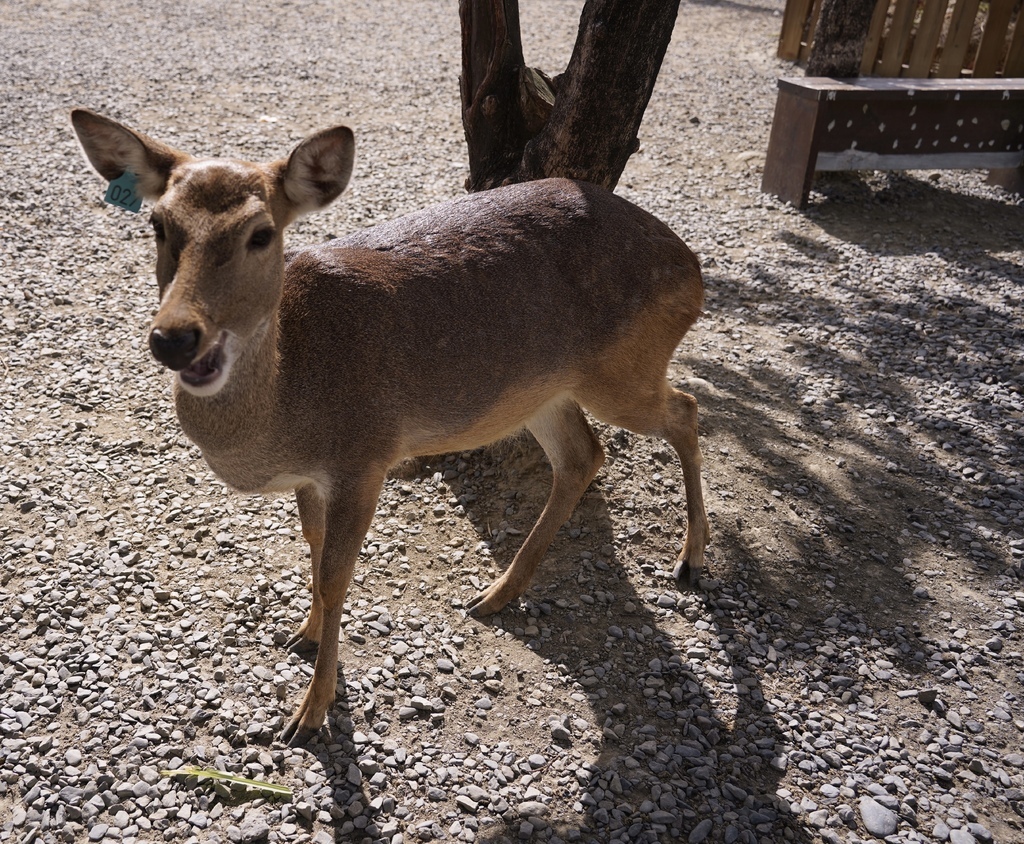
[70,108,711,746]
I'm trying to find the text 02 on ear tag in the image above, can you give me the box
[104,171,142,213]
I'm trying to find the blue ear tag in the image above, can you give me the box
[104,170,143,213]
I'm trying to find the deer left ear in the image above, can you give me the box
[279,125,355,215]
[70,108,190,199]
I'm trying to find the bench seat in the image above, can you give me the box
[761,76,1024,207]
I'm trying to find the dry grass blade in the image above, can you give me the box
[160,767,293,799]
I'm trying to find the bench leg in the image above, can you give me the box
[761,89,822,209]
[987,167,1024,195]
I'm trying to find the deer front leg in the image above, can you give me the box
[286,484,327,655]
[281,473,384,747]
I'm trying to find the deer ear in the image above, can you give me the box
[71,108,189,199]
[279,125,355,215]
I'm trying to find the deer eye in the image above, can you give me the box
[249,228,275,249]
[151,218,166,241]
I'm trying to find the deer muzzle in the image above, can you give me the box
[149,327,200,371]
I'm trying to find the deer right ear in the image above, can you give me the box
[71,109,189,199]
[279,125,355,215]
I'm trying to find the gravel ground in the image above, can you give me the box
[2,1,1024,843]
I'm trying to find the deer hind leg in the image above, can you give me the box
[282,471,384,747]
[663,388,710,588]
[468,398,605,617]
[581,379,710,590]
[286,484,327,655]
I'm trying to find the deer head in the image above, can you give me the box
[71,108,355,397]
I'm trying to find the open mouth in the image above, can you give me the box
[180,333,227,389]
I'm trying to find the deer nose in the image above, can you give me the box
[149,327,200,371]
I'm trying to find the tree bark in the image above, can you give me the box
[459,0,680,192]
[459,0,534,192]
[806,0,878,76]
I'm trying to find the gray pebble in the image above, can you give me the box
[859,796,898,837]
[688,818,713,843]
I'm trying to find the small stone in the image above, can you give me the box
[949,829,977,844]
[859,796,897,837]
[519,800,548,818]
[688,818,713,843]
[239,814,270,843]
[139,765,161,785]
[456,795,478,814]
[917,688,938,706]
[968,823,993,843]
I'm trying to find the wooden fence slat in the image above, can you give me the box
[974,0,1016,77]
[778,0,1024,79]
[1006,12,1024,77]
[878,0,920,75]
[937,0,983,77]
[860,0,895,75]
[797,0,825,62]
[779,0,816,59]
[906,0,952,77]
[779,0,815,60]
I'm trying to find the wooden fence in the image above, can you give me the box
[778,0,1024,78]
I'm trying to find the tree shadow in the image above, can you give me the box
[806,171,1024,263]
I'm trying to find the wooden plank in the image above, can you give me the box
[860,0,894,75]
[780,75,1024,97]
[798,0,826,63]
[817,150,1024,169]
[1004,10,1024,77]
[906,0,951,78]
[974,0,1016,78]
[762,87,827,208]
[779,0,816,60]
[937,0,983,77]
[878,0,919,76]
[811,97,1024,154]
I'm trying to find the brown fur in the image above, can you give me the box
[71,108,710,746]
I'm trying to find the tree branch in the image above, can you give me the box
[459,0,680,192]
[516,0,680,189]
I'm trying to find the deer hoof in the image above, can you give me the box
[281,717,320,747]
[466,588,505,618]
[285,632,319,655]
[672,558,702,592]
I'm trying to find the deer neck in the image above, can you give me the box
[173,316,281,466]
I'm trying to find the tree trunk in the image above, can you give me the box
[459,0,680,192]
[806,0,878,76]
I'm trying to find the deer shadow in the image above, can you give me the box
[400,433,815,844]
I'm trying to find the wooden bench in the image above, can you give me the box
[762,76,1024,207]
[763,0,1024,207]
